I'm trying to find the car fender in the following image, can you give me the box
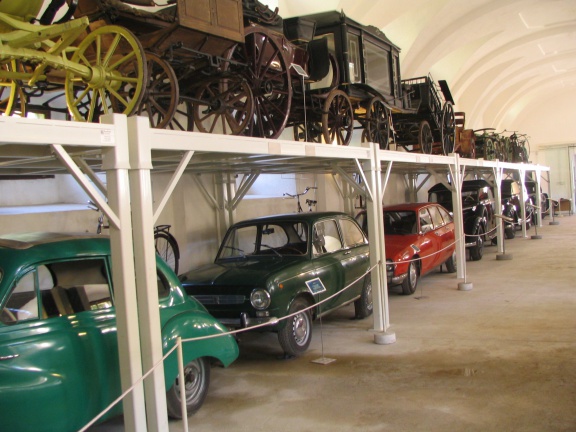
[161,310,239,388]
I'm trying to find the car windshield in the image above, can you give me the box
[462,190,478,205]
[383,211,417,235]
[217,221,308,260]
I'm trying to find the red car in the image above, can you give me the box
[356,203,457,295]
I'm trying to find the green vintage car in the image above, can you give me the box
[0,232,238,432]
[180,212,372,357]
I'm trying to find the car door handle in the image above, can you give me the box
[0,354,19,361]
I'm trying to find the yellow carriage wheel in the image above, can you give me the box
[65,25,147,122]
[0,60,17,116]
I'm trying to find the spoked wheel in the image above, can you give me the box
[167,100,194,131]
[229,29,292,139]
[418,120,434,154]
[441,102,455,155]
[293,122,323,142]
[484,137,495,160]
[194,75,254,135]
[136,52,178,129]
[0,60,17,116]
[65,25,147,122]
[322,89,353,145]
[365,97,391,150]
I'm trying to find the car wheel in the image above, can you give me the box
[166,357,210,419]
[504,211,516,239]
[445,250,457,273]
[278,297,312,356]
[470,225,484,261]
[401,261,419,295]
[354,275,373,319]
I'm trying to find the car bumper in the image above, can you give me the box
[220,312,279,328]
[387,269,407,286]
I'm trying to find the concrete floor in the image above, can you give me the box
[95,214,576,432]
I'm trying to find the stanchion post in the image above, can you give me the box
[177,337,189,432]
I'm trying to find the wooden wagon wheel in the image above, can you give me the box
[365,97,392,150]
[134,52,178,129]
[65,25,147,122]
[228,28,292,139]
[166,100,194,131]
[322,89,354,145]
[0,60,27,117]
[293,122,323,143]
[194,76,254,135]
[484,137,495,160]
[418,120,434,154]
[441,102,455,155]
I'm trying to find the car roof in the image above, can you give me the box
[0,232,104,250]
[232,211,351,226]
[381,202,441,212]
[428,179,492,193]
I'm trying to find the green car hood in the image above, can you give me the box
[180,257,304,288]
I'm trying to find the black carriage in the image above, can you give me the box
[282,10,457,154]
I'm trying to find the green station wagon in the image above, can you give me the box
[0,233,239,432]
[180,212,372,357]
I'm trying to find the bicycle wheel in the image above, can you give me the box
[154,230,180,275]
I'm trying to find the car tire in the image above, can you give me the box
[166,357,210,419]
[278,297,312,356]
[470,225,484,261]
[401,261,419,295]
[445,250,457,273]
[354,275,373,319]
[504,211,516,239]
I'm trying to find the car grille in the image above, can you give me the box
[193,295,245,305]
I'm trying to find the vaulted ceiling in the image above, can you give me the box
[274,0,576,148]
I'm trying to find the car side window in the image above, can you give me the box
[419,208,433,233]
[429,206,445,228]
[437,206,453,223]
[313,220,343,255]
[339,218,366,247]
[1,258,113,326]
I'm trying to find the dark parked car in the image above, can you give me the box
[0,233,239,432]
[180,212,372,357]
[501,179,534,236]
[356,203,456,295]
[524,178,549,218]
[428,179,497,261]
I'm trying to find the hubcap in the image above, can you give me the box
[293,313,309,346]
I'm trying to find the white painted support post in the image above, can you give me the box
[100,114,148,432]
[126,115,169,432]
[365,144,395,345]
[451,155,470,290]
[519,169,528,237]
[493,167,505,255]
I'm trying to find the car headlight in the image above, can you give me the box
[250,289,271,310]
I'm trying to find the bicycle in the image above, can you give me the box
[283,186,317,213]
[89,202,181,274]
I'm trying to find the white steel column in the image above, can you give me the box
[101,114,148,432]
[451,155,468,284]
[366,144,395,344]
[126,115,169,431]
[519,169,528,237]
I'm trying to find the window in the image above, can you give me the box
[429,206,446,228]
[1,258,112,325]
[365,39,391,94]
[348,33,361,83]
[259,224,288,250]
[419,208,433,233]
[219,225,258,258]
[313,219,343,255]
[437,206,453,223]
[340,219,366,247]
